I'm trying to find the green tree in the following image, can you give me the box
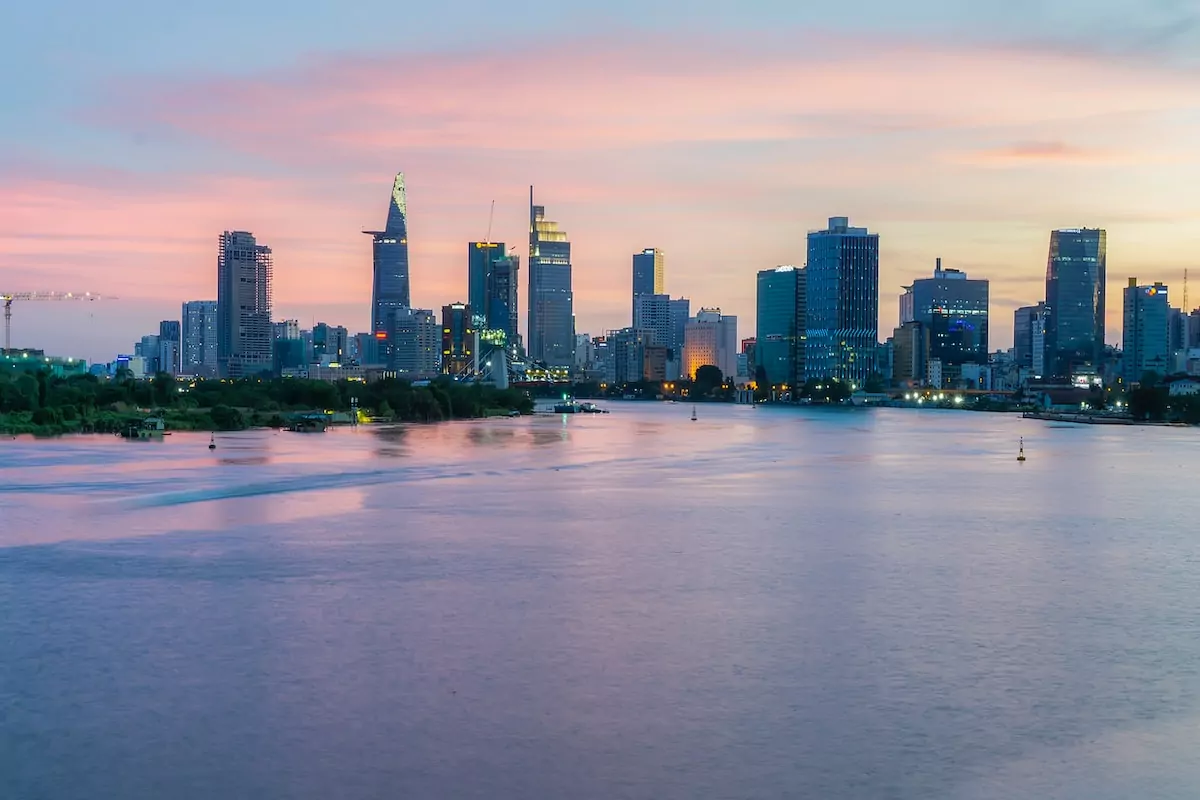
[864,372,886,393]
[209,404,246,431]
[693,365,724,398]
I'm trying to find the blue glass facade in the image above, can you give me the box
[804,217,879,386]
[365,173,412,338]
[1122,279,1170,382]
[528,187,574,367]
[1045,228,1106,379]
[632,248,664,324]
[469,241,504,327]
[755,266,804,387]
[900,262,989,370]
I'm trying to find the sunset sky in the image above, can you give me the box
[3,0,1199,362]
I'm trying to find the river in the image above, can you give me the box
[2,404,1198,799]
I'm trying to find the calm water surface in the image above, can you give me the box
[2,404,1199,799]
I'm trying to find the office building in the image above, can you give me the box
[1122,279,1170,382]
[216,230,273,378]
[899,260,988,382]
[273,338,305,375]
[364,172,412,349]
[608,327,653,384]
[441,302,475,376]
[683,308,738,380]
[135,335,160,374]
[390,308,439,376]
[528,188,574,367]
[469,242,505,327]
[157,320,181,375]
[313,323,349,363]
[892,321,929,387]
[805,217,879,385]
[632,248,665,323]
[352,332,385,367]
[486,253,520,352]
[1045,228,1106,379]
[272,319,299,341]
[756,265,805,388]
[1013,303,1045,370]
[182,300,218,377]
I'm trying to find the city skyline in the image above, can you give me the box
[4,3,1200,360]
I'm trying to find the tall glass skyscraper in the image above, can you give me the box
[899,260,989,377]
[804,217,879,385]
[1013,303,1045,370]
[632,248,664,324]
[468,241,504,327]
[364,172,412,342]
[1044,228,1106,379]
[485,253,520,354]
[756,265,805,387]
[528,187,574,367]
[216,231,273,378]
[182,300,218,377]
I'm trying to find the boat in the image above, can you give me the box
[553,401,581,414]
[579,402,608,414]
[287,414,329,432]
[121,416,166,441]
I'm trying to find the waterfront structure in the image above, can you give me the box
[390,308,439,376]
[805,217,879,386]
[216,231,273,378]
[182,301,218,377]
[528,188,574,367]
[899,260,988,385]
[441,302,475,376]
[1122,279,1170,382]
[364,172,412,349]
[632,248,665,323]
[1044,228,1106,379]
[756,265,805,388]
[683,308,738,380]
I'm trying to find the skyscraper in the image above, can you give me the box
[805,216,879,386]
[899,260,989,383]
[1013,303,1045,370]
[1044,228,1106,379]
[312,323,349,363]
[485,253,520,353]
[158,320,181,375]
[683,308,737,380]
[1122,279,1170,382]
[182,300,218,377]
[632,248,665,323]
[528,187,574,367]
[441,302,475,376]
[216,231,273,378]
[390,308,439,376]
[756,265,805,387]
[364,172,412,345]
[469,242,505,327]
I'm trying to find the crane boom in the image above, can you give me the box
[0,292,109,353]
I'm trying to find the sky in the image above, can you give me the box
[2,0,1199,362]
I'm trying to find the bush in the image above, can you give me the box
[210,405,247,431]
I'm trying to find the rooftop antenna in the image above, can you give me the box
[485,199,495,247]
[1184,267,1189,312]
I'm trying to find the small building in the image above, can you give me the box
[1167,377,1200,397]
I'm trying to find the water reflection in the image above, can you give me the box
[371,425,410,459]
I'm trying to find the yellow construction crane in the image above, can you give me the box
[0,292,109,353]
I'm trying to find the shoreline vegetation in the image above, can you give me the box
[0,372,534,437]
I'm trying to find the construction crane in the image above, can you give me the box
[0,292,108,352]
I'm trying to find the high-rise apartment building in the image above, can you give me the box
[632,248,665,323]
[216,231,273,378]
[1122,279,1170,382]
[182,300,218,377]
[683,308,738,380]
[607,327,653,384]
[364,172,412,347]
[390,308,439,376]
[441,303,475,376]
[157,320,181,375]
[891,321,929,387]
[899,260,988,382]
[528,188,574,367]
[756,265,805,387]
[469,242,505,327]
[1045,228,1106,379]
[805,217,879,386]
[272,319,300,341]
